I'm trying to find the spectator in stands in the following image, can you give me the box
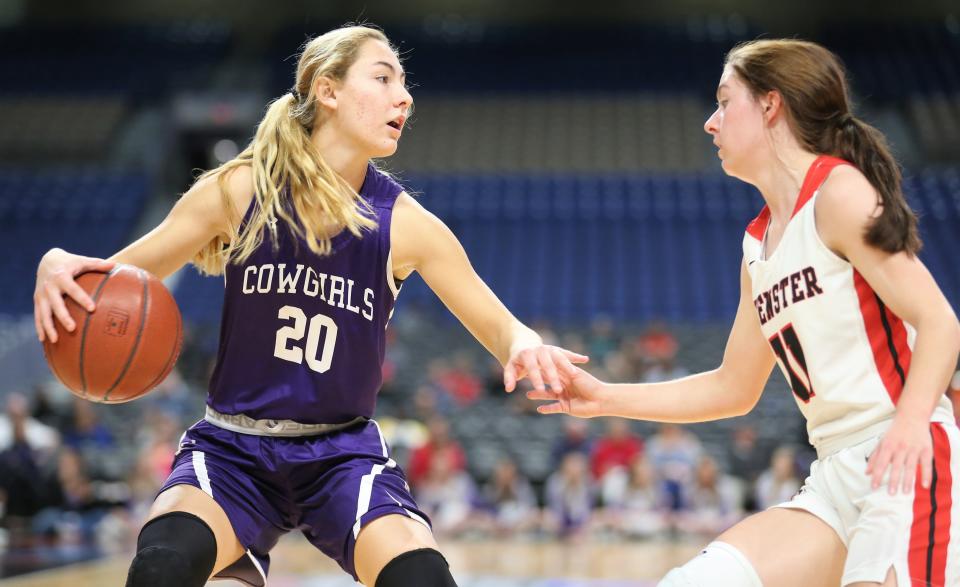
[47,447,122,545]
[636,321,678,360]
[587,316,620,362]
[438,351,483,407]
[544,452,595,540]
[61,398,117,480]
[408,417,467,488]
[645,423,703,510]
[0,393,62,548]
[590,417,643,481]
[600,454,669,539]
[30,383,70,431]
[674,455,743,536]
[413,444,476,539]
[477,457,539,537]
[62,398,114,452]
[725,423,769,510]
[143,367,199,424]
[637,323,689,383]
[0,392,59,453]
[754,446,801,511]
[550,417,593,468]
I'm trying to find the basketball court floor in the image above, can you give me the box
[3,537,703,586]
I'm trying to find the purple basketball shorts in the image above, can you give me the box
[158,418,430,586]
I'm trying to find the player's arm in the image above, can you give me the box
[817,166,960,492]
[390,193,587,392]
[531,260,777,421]
[34,166,254,343]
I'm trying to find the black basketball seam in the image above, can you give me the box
[103,268,149,402]
[143,289,182,395]
[77,271,113,398]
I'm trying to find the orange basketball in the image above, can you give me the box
[42,265,183,403]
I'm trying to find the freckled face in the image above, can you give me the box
[329,40,413,158]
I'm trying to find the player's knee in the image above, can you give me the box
[657,542,762,587]
[125,512,217,587]
[375,548,457,587]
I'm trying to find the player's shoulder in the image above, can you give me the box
[816,163,878,222]
[364,164,406,206]
[815,162,881,253]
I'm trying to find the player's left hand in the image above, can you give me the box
[866,415,932,495]
[503,345,589,394]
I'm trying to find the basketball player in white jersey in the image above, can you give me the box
[530,40,960,586]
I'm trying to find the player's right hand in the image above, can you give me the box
[526,355,607,418]
[34,248,115,343]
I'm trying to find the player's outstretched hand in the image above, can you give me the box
[503,344,588,395]
[34,248,115,343]
[526,359,606,418]
[866,414,933,496]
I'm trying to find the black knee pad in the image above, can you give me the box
[375,548,458,587]
[126,512,217,587]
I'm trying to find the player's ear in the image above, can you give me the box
[315,76,339,112]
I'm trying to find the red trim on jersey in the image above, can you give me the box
[909,423,952,587]
[743,155,851,240]
[853,270,912,404]
[791,155,852,218]
[745,206,770,241]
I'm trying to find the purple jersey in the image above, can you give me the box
[207,164,403,423]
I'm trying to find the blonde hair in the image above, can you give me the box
[193,25,393,275]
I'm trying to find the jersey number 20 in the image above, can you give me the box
[273,305,338,373]
[768,323,815,403]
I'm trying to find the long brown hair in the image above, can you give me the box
[193,26,394,275]
[726,39,921,255]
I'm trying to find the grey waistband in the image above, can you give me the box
[204,405,367,437]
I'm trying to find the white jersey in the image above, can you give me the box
[743,155,954,454]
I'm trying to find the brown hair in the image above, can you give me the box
[726,39,921,255]
[193,26,394,275]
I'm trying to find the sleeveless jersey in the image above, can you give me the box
[743,155,954,452]
[207,164,404,424]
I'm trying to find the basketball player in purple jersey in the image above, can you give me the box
[33,25,587,587]
[530,40,960,586]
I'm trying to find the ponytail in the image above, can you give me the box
[192,26,390,275]
[825,115,921,255]
[726,39,922,256]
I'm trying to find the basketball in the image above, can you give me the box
[42,265,183,403]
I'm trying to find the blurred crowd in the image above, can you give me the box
[1,315,958,576]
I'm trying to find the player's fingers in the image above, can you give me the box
[38,296,58,344]
[901,453,918,495]
[536,402,565,415]
[522,351,545,391]
[919,448,934,490]
[46,283,75,332]
[886,452,906,495]
[503,363,517,393]
[82,258,116,274]
[538,347,562,393]
[526,389,557,402]
[551,350,580,378]
[867,446,888,488]
[60,277,96,312]
[34,300,45,342]
[558,348,589,364]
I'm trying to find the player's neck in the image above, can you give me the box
[752,148,819,226]
[310,126,370,192]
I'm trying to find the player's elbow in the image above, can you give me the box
[714,366,764,417]
[949,316,960,359]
